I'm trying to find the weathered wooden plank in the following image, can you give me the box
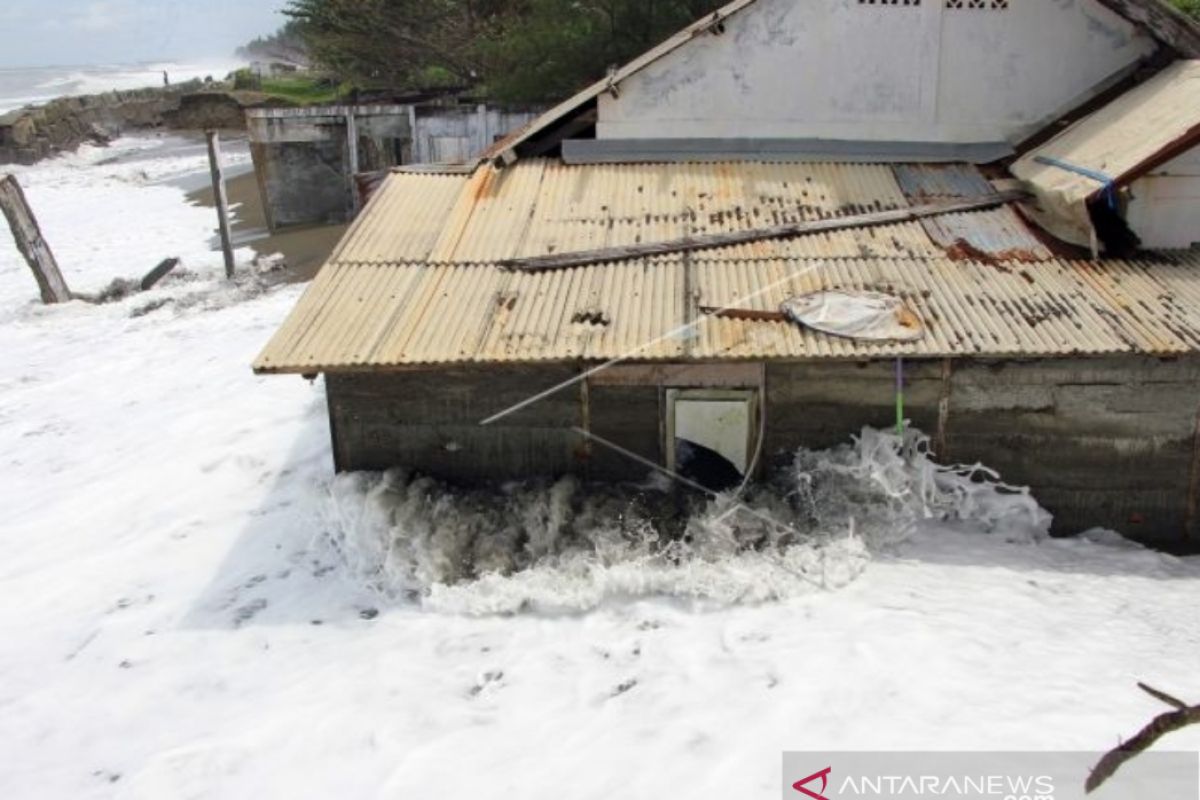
[205,131,236,279]
[500,190,1028,272]
[0,174,71,304]
[140,257,180,291]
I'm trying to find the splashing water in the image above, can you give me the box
[323,427,1052,614]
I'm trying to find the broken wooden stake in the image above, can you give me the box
[499,190,1029,273]
[1086,683,1200,793]
[0,174,72,304]
[205,131,236,280]
[140,257,181,291]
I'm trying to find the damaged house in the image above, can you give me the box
[255,0,1200,550]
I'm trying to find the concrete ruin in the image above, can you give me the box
[246,104,540,230]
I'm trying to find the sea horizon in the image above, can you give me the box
[0,59,247,116]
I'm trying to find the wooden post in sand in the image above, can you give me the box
[205,130,236,279]
[0,174,72,304]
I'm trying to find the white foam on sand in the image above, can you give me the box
[0,136,1198,799]
[325,428,1052,615]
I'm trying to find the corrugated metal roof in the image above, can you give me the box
[254,158,1200,373]
[1012,60,1200,246]
[254,250,1200,373]
[339,160,949,265]
[893,164,1053,262]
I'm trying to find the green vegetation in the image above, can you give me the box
[280,0,727,104]
[230,68,351,105]
[259,75,351,105]
[1171,0,1200,18]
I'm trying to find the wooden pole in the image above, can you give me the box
[345,111,360,214]
[0,174,72,303]
[500,190,1029,273]
[205,130,236,279]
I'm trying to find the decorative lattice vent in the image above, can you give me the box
[946,0,1009,9]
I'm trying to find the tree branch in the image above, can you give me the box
[1086,684,1200,794]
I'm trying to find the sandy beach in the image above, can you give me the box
[185,152,348,283]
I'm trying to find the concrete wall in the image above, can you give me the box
[248,106,411,230]
[248,104,540,230]
[597,0,1155,145]
[326,368,587,482]
[765,358,1200,549]
[1126,144,1200,249]
[409,105,543,164]
[325,356,1200,551]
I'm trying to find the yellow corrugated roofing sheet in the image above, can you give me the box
[1012,60,1200,246]
[337,161,943,264]
[255,251,1200,372]
[254,158,1200,373]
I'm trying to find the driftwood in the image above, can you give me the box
[1086,683,1200,793]
[0,174,72,303]
[140,257,181,291]
[499,190,1029,273]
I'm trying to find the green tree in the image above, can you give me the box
[478,0,725,103]
[283,0,726,100]
[1171,0,1200,18]
[284,0,508,91]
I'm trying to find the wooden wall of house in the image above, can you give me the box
[326,356,1200,551]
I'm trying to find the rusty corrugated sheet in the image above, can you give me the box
[893,163,1053,262]
[254,251,1200,373]
[255,157,1200,373]
[336,160,942,265]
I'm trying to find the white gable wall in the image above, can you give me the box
[597,0,1156,145]
[1127,145,1200,249]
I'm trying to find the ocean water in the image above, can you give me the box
[0,61,244,116]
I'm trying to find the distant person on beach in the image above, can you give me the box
[163,70,170,87]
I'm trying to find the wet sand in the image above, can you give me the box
[187,163,348,283]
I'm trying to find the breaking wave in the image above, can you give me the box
[323,427,1051,614]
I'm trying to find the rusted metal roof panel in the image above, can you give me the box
[254,251,1200,372]
[892,163,1054,262]
[336,160,943,265]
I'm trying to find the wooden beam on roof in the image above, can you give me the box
[499,190,1029,273]
[1095,0,1200,57]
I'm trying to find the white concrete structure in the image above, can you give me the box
[1128,145,1200,248]
[597,0,1156,145]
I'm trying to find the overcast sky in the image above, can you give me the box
[0,0,288,68]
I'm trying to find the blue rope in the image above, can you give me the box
[1033,155,1119,210]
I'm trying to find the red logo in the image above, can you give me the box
[792,767,832,800]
